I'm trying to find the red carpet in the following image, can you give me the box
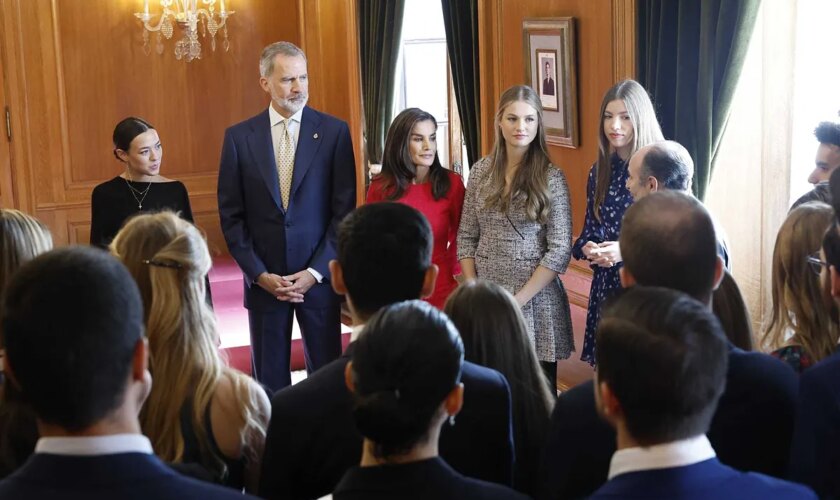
[210,257,351,376]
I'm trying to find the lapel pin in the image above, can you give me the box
[313,133,319,139]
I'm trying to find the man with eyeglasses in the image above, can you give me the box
[789,221,840,498]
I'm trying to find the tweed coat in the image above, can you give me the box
[457,156,574,361]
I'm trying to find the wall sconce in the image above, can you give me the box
[134,0,234,62]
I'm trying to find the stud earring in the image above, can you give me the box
[449,415,456,426]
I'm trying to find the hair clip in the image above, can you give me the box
[142,259,183,269]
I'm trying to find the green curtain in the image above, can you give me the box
[638,0,761,200]
[441,0,481,170]
[358,0,405,165]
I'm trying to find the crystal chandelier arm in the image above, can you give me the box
[134,6,177,32]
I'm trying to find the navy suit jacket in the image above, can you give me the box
[0,452,257,499]
[335,457,528,500]
[789,350,840,498]
[589,458,814,499]
[259,342,515,500]
[538,345,798,499]
[218,106,356,311]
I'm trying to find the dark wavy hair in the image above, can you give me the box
[350,300,464,460]
[815,121,840,149]
[375,108,451,201]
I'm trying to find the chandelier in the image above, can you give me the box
[134,0,234,62]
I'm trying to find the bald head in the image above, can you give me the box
[619,191,719,304]
[626,140,695,201]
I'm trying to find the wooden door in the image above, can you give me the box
[0,0,14,209]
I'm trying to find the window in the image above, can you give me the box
[394,0,468,177]
[789,0,840,203]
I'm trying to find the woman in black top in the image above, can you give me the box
[90,117,195,248]
[334,300,527,500]
[92,117,211,305]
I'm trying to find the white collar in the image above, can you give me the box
[350,323,366,343]
[608,435,716,480]
[36,434,154,456]
[269,104,303,127]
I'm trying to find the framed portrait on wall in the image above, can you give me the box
[523,17,579,148]
[536,49,559,111]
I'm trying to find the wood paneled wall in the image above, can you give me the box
[478,0,634,388]
[0,0,362,255]
[300,0,365,204]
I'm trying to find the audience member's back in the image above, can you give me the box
[334,300,526,500]
[445,280,555,497]
[587,286,813,500]
[788,222,840,497]
[0,209,52,478]
[711,271,754,351]
[762,202,837,373]
[260,203,514,500]
[111,212,270,492]
[539,192,798,499]
[0,247,253,499]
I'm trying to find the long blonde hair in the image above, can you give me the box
[0,209,52,306]
[483,85,552,223]
[110,212,265,470]
[763,202,839,362]
[593,80,664,222]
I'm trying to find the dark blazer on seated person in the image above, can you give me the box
[334,456,528,500]
[789,349,840,498]
[538,345,798,499]
[588,458,815,499]
[259,342,515,500]
[0,452,257,500]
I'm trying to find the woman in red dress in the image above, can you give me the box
[367,108,465,308]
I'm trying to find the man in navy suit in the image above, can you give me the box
[0,247,252,499]
[259,203,514,499]
[218,41,357,391]
[588,286,813,499]
[789,221,840,497]
[539,192,799,499]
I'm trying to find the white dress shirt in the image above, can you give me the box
[267,104,323,283]
[607,435,716,480]
[35,434,154,456]
[350,324,367,343]
[269,104,302,150]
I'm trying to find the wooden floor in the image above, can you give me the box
[556,303,595,391]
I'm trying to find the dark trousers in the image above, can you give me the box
[247,284,341,392]
[540,361,557,395]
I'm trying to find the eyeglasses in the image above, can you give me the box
[807,253,830,276]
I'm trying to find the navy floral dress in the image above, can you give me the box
[572,154,633,366]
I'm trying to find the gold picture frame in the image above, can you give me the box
[523,17,579,148]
